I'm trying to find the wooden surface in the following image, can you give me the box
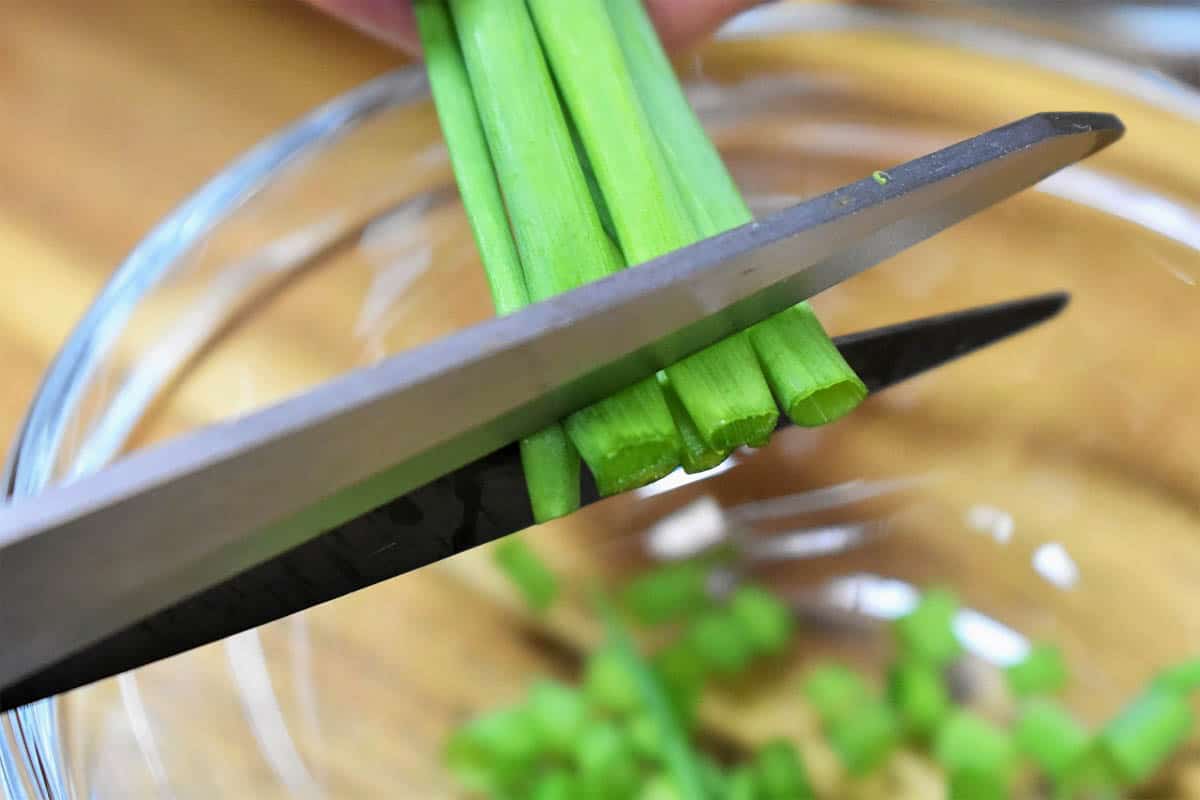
[4,2,1200,799]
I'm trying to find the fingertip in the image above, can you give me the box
[645,0,767,51]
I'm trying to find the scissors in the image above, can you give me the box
[0,111,1122,711]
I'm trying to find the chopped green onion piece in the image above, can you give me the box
[448,0,681,495]
[414,0,579,521]
[604,0,865,429]
[934,711,1017,776]
[532,0,779,451]
[1099,687,1194,785]
[528,679,588,756]
[752,739,814,800]
[894,588,962,666]
[651,641,706,729]
[699,756,729,797]
[1007,643,1069,697]
[726,766,759,800]
[887,659,950,737]
[658,373,730,474]
[574,721,640,799]
[803,663,872,728]
[685,609,753,676]
[492,538,558,612]
[596,597,710,800]
[1154,657,1200,694]
[947,767,1008,800]
[531,770,580,800]
[827,701,901,775]
[628,713,664,763]
[729,584,795,657]
[1014,699,1090,780]
[621,561,711,626]
[443,706,540,793]
[585,645,642,717]
[638,773,685,800]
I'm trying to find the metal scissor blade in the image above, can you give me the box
[0,111,1121,693]
[0,292,1069,711]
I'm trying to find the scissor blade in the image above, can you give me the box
[0,292,1070,711]
[0,112,1121,693]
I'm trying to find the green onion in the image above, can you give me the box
[827,701,901,775]
[685,609,753,676]
[574,721,641,799]
[1154,657,1200,694]
[629,713,664,764]
[446,0,682,496]
[729,584,795,657]
[491,537,559,612]
[1006,643,1068,697]
[531,770,579,800]
[934,710,1016,770]
[726,766,759,800]
[947,768,1009,800]
[528,679,588,757]
[585,645,643,717]
[530,0,780,451]
[893,588,962,667]
[597,596,710,800]
[887,660,949,738]
[803,663,872,729]
[651,641,706,729]
[638,773,685,800]
[414,0,579,521]
[658,373,730,474]
[752,739,814,800]
[621,561,711,626]
[443,706,541,794]
[604,0,866,428]
[1014,699,1090,780]
[1099,687,1194,785]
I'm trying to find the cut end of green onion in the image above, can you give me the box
[1100,687,1195,785]
[665,336,779,451]
[564,379,682,496]
[786,379,869,427]
[531,770,578,800]
[748,304,867,428]
[492,538,559,612]
[443,706,540,794]
[1006,642,1069,697]
[934,711,1016,776]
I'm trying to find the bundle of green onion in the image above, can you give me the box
[415,0,866,522]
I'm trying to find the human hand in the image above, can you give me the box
[304,0,770,56]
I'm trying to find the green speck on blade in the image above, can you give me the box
[872,170,891,185]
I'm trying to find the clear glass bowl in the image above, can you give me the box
[5,5,1200,798]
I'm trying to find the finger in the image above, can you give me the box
[305,0,421,54]
[644,0,770,51]
[307,0,768,57]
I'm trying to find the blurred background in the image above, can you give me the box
[3,2,1200,799]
